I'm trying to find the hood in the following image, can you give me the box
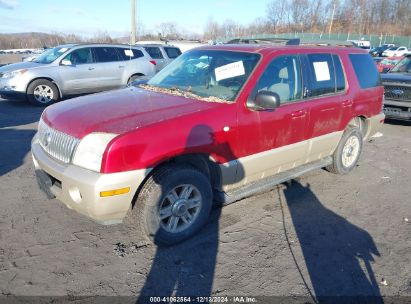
[381,73,411,83]
[42,87,227,138]
[0,61,43,73]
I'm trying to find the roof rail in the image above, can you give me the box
[225,37,354,47]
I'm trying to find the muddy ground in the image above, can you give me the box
[0,97,410,303]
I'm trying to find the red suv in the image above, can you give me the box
[31,45,384,245]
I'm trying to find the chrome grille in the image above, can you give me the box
[38,119,80,163]
[383,83,411,101]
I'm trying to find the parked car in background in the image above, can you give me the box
[31,45,384,245]
[370,44,396,57]
[381,54,411,120]
[0,43,156,106]
[382,46,408,57]
[138,44,182,71]
[376,56,404,73]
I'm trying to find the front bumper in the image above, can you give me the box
[31,138,149,225]
[383,100,411,120]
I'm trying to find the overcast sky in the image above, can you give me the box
[0,0,272,37]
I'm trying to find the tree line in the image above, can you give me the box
[1,0,409,50]
[204,0,411,40]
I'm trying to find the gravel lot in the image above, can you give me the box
[0,97,410,302]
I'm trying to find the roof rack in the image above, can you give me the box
[225,37,354,47]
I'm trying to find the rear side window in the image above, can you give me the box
[306,54,336,96]
[93,47,120,63]
[164,47,182,59]
[349,54,381,89]
[333,55,346,92]
[144,47,163,59]
[117,48,144,61]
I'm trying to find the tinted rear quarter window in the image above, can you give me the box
[144,47,163,59]
[117,48,144,61]
[164,47,182,59]
[93,47,120,62]
[349,54,381,89]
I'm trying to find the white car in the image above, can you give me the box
[382,46,408,57]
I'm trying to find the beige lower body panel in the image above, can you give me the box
[220,131,343,192]
[32,141,149,224]
[364,113,385,140]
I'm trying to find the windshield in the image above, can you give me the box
[389,56,411,73]
[145,50,260,102]
[387,47,397,51]
[34,46,71,64]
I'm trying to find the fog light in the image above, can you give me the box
[69,186,82,203]
[100,187,130,197]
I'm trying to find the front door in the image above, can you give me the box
[234,54,310,189]
[59,47,100,95]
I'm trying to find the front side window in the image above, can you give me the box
[145,50,260,102]
[255,55,302,104]
[34,46,71,64]
[164,47,182,59]
[64,48,93,65]
[144,47,164,59]
[93,47,120,63]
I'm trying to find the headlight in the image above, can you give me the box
[1,69,27,79]
[72,133,117,172]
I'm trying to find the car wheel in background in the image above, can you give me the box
[27,79,59,106]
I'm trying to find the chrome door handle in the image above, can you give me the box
[88,67,95,70]
[119,66,125,69]
[291,109,307,118]
[342,100,353,107]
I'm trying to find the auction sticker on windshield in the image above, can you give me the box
[215,61,245,81]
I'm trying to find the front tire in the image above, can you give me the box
[134,165,213,246]
[326,128,363,175]
[27,79,59,106]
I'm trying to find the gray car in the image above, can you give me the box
[139,44,182,71]
[0,43,156,106]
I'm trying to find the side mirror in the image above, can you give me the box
[61,59,72,66]
[247,90,280,111]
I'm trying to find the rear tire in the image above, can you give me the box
[326,128,363,175]
[27,79,59,106]
[133,164,213,246]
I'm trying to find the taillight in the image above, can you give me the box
[150,60,156,65]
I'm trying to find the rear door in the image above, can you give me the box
[91,46,123,90]
[59,47,100,94]
[302,53,347,163]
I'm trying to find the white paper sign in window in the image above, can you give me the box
[124,49,134,57]
[313,61,331,81]
[215,61,245,81]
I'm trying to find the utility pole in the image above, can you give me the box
[328,1,336,36]
[131,0,136,45]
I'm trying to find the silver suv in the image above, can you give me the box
[138,44,182,71]
[0,43,156,106]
